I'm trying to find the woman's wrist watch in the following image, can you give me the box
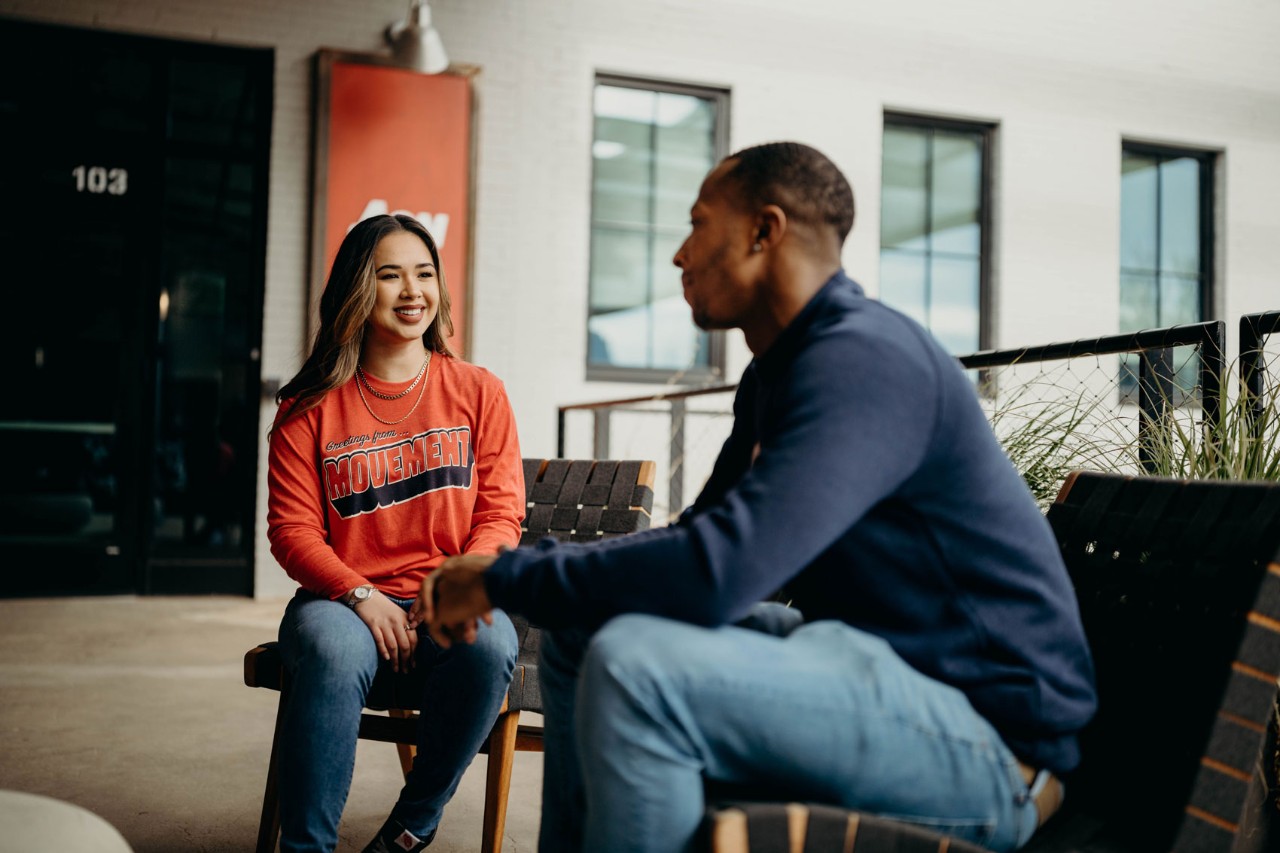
[345,584,376,608]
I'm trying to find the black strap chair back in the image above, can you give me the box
[1029,472,1280,852]
[705,472,1280,853]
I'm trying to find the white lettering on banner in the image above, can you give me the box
[349,199,450,248]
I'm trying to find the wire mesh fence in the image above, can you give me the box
[560,315,1280,518]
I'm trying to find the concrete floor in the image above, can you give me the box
[0,596,543,852]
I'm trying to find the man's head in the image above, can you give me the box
[673,142,854,346]
[717,142,855,246]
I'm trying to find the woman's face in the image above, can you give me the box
[366,230,441,348]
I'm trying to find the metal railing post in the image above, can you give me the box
[1240,313,1280,442]
[556,407,566,459]
[1199,321,1226,430]
[592,409,611,459]
[1138,347,1174,473]
[669,399,686,513]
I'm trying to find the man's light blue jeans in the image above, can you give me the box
[276,591,517,853]
[538,604,1042,853]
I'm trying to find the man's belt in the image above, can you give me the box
[1019,762,1064,828]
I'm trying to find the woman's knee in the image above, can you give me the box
[447,608,518,677]
[282,598,378,680]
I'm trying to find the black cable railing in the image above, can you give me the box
[959,321,1226,471]
[557,317,1267,506]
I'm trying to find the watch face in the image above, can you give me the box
[355,586,372,601]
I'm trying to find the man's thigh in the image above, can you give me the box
[579,614,1021,825]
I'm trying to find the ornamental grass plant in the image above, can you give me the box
[986,357,1280,508]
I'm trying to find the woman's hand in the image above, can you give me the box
[353,589,417,672]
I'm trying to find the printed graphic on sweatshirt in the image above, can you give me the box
[323,426,472,518]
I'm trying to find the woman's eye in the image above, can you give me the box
[419,271,434,279]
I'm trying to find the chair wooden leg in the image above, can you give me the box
[389,708,418,780]
[481,709,521,853]
[256,689,287,853]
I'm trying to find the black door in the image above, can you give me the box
[0,18,273,595]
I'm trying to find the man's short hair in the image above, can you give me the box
[719,142,855,244]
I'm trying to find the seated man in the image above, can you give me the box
[418,141,1098,853]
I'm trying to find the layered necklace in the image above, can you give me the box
[354,351,431,425]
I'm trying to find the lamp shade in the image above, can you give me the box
[386,0,449,74]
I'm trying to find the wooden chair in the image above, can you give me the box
[245,458,655,853]
[703,471,1280,853]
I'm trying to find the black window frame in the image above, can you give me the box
[880,112,995,354]
[585,73,730,384]
[1119,141,1217,330]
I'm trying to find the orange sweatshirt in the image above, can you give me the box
[267,356,525,601]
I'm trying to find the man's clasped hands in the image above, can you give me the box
[405,553,501,649]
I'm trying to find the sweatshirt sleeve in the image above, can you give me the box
[462,379,525,556]
[266,406,368,599]
[481,327,940,630]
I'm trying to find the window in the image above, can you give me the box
[587,76,728,381]
[1119,144,1215,395]
[879,115,992,355]
[1120,145,1214,332]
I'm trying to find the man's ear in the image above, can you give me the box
[755,205,787,251]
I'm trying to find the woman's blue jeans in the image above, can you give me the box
[538,604,1042,853]
[276,591,517,853]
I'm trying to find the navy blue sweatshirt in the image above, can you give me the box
[484,271,1097,774]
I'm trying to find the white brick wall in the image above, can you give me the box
[3,0,1277,595]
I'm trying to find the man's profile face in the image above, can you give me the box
[673,163,758,332]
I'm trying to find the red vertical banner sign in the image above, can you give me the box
[311,51,474,355]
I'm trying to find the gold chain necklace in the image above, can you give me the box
[357,354,429,400]
[354,352,432,426]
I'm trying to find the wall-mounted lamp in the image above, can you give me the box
[386,0,449,74]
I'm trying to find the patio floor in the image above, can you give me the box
[0,595,543,852]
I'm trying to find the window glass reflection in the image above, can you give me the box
[1119,146,1209,332]
[1159,158,1201,276]
[1120,153,1158,272]
[930,132,981,257]
[879,120,987,355]
[588,81,721,375]
[878,249,928,327]
[879,127,928,251]
[930,256,980,355]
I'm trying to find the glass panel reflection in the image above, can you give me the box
[880,126,928,251]
[1159,274,1201,327]
[589,81,719,374]
[929,256,980,355]
[589,227,650,315]
[930,132,981,256]
[879,249,928,328]
[654,93,713,227]
[1120,273,1158,331]
[880,120,986,353]
[1120,152,1158,272]
[1159,157,1201,276]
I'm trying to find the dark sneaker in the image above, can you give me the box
[361,817,436,853]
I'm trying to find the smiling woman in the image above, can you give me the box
[263,213,525,853]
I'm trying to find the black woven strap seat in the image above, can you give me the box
[704,472,1280,853]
